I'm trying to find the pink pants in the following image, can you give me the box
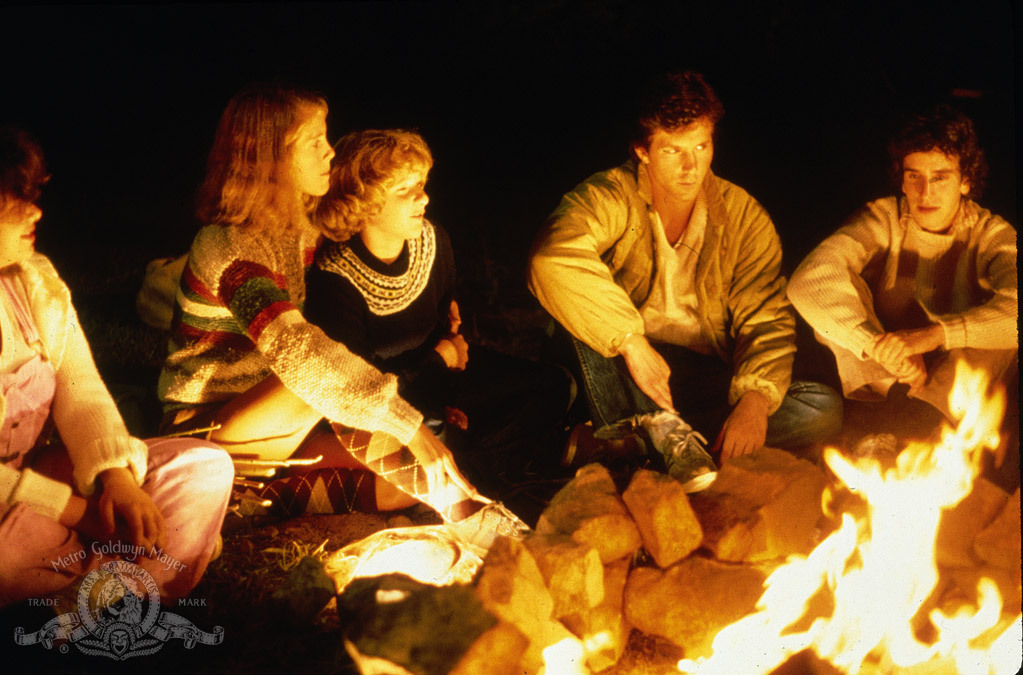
[0,437,233,606]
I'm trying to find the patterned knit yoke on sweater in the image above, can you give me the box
[305,222,455,365]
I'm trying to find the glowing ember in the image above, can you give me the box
[325,525,483,593]
[678,362,1022,675]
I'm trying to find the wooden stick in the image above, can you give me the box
[227,455,324,467]
[160,423,223,438]
[231,466,278,478]
[233,492,273,507]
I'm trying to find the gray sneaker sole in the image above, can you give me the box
[679,470,717,493]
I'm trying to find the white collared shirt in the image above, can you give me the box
[638,189,713,353]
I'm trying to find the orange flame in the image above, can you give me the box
[679,361,1021,674]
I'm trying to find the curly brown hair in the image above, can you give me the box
[315,129,433,242]
[0,126,50,210]
[887,105,988,199]
[632,71,725,149]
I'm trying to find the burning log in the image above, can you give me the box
[535,463,642,563]
[622,468,703,568]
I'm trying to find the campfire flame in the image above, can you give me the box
[678,362,1022,674]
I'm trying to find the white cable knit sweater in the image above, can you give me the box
[789,196,1017,396]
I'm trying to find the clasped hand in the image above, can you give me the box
[870,324,942,390]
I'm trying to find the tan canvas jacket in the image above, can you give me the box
[529,160,795,412]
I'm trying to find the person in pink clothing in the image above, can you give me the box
[0,126,234,606]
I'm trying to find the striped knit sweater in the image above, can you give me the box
[157,222,423,445]
[789,196,1017,369]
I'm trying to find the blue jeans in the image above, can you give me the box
[563,331,842,450]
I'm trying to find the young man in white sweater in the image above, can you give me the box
[788,106,1017,471]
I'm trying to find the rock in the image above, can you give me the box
[474,536,585,674]
[474,536,553,616]
[935,477,1010,567]
[973,487,1021,571]
[339,574,497,675]
[941,563,1022,619]
[689,447,827,563]
[387,514,414,529]
[270,556,337,625]
[535,463,642,563]
[523,534,605,619]
[562,558,631,672]
[622,469,703,568]
[624,555,767,658]
[450,621,530,675]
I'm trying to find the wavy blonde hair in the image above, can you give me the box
[197,83,327,231]
[316,129,433,242]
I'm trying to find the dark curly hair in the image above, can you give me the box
[887,105,987,199]
[632,71,724,149]
[0,126,50,209]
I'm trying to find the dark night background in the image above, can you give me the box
[2,0,1017,316]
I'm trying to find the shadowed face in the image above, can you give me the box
[634,117,715,203]
[901,150,969,233]
[290,107,335,198]
[0,197,41,269]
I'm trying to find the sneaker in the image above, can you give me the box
[636,411,717,493]
[451,501,531,553]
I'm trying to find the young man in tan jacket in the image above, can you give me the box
[529,72,841,491]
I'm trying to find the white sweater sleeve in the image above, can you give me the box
[788,202,893,358]
[25,256,148,496]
